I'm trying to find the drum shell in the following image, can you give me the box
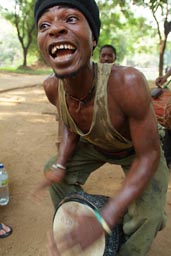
[53,191,124,256]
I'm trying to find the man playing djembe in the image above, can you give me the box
[34,0,169,255]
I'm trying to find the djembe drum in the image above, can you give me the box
[151,87,171,129]
[53,191,125,256]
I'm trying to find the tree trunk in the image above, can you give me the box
[22,48,27,67]
[159,39,167,76]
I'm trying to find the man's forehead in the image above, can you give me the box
[34,0,101,43]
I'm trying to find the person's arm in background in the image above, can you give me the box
[156,68,171,86]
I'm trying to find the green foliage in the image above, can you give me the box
[94,0,156,63]
[0,0,168,72]
[0,17,22,66]
[132,0,167,10]
[0,67,51,75]
[1,0,36,67]
[131,0,171,74]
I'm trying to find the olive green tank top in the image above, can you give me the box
[58,63,133,152]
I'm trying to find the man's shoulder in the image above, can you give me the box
[109,65,146,87]
[43,73,58,86]
[43,74,59,97]
[43,73,58,103]
[111,64,142,75]
[107,64,149,103]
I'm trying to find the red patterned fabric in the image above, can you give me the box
[152,89,171,129]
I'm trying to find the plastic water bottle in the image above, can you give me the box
[0,163,9,205]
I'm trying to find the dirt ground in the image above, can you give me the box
[0,73,171,256]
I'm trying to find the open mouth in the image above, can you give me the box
[49,43,76,59]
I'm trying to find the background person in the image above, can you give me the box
[99,44,117,63]
[34,0,169,255]
[155,69,171,168]
[156,67,171,86]
[0,223,12,239]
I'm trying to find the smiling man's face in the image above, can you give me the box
[37,6,96,78]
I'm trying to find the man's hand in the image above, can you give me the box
[47,232,61,256]
[45,167,66,184]
[53,211,104,254]
[155,76,167,86]
[30,167,65,204]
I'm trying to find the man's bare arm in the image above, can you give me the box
[102,67,160,227]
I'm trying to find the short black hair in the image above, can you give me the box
[100,44,117,57]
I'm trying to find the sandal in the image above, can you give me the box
[0,223,13,238]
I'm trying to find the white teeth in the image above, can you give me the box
[57,54,72,61]
[51,44,75,55]
[51,46,57,54]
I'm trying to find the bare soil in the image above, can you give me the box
[0,74,171,256]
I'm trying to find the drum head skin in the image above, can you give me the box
[53,201,105,256]
[53,192,125,256]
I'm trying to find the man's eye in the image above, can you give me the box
[39,22,50,30]
[66,16,78,23]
